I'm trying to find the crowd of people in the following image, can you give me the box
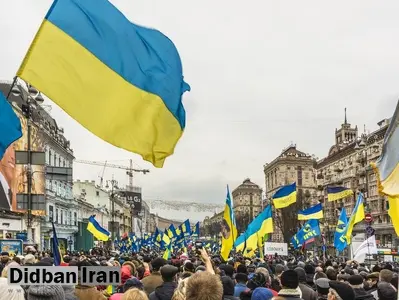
[0,247,398,300]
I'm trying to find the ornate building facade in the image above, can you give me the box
[264,144,318,242]
[316,114,394,248]
[232,178,262,233]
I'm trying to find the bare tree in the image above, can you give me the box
[274,188,310,242]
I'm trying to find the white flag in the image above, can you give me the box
[353,235,378,262]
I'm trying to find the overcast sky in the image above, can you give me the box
[1,0,398,221]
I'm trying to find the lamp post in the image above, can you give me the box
[354,135,379,264]
[10,80,45,243]
[106,179,118,246]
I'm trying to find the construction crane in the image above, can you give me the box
[74,159,149,188]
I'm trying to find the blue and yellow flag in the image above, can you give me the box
[371,100,399,197]
[327,186,354,202]
[161,230,171,249]
[0,93,22,160]
[235,204,273,252]
[51,222,63,266]
[181,219,191,238]
[163,244,172,260]
[298,203,323,220]
[153,228,162,247]
[166,224,177,240]
[272,182,297,209]
[291,219,321,249]
[191,222,200,238]
[344,193,365,244]
[334,208,348,252]
[87,215,110,241]
[221,185,238,261]
[17,0,190,168]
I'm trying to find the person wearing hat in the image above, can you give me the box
[142,257,167,296]
[329,281,355,300]
[278,270,303,300]
[149,265,179,300]
[365,272,379,295]
[315,278,329,300]
[348,275,374,300]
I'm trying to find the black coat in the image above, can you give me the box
[149,282,177,300]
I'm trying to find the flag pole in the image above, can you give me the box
[6,76,18,100]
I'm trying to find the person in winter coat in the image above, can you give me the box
[348,275,375,300]
[294,267,317,300]
[142,258,167,296]
[278,270,304,300]
[149,265,179,300]
[221,276,239,300]
[377,282,397,300]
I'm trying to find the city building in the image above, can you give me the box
[73,180,133,241]
[316,113,393,248]
[203,212,223,238]
[232,178,262,233]
[264,144,318,242]
[41,108,78,252]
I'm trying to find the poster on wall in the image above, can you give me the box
[0,110,45,215]
[0,239,23,256]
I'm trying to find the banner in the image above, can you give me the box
[0,110,45,214]
[0,239,23,256]
[122,191,142,212]
[264,242,288,256]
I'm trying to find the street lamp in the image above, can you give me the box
[106,179,118,246]
[11,80,45,243]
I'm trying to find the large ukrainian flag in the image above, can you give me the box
[344,193,365,244]
[371,101,399,235]
[298,203,323,220]
[87,215,110,241]
[235,204,273,252]
[272,182,297,209]
[327,186,354,202]
[17,0,190,168]
[221,186,237,261]
[372,101,399,197]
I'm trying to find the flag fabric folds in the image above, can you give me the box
[344,193,365,244]
[291,219,321,249]
[167,224,177,240]
[353,235,378,262]
[221,186,238,261]
[334,208,348,252]
[51,222,63,266]
[0,93,22,160]
[181,219,191,238]
[371,100,399,197]
[191,222,200,238]
[234,204,273,253]
[87,215,110,241]
[17,0,190,168]
[272,182,297,209]
[297,203,324,220]
[388,196,399,236]
[327,186,354,202]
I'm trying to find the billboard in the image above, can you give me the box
[0,110,45,215]
[122,191,142,212]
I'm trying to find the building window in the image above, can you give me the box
[61,210,64,224]
[96,191,100,197]
[59,156,61,167]
[56,209,59,223]
[49,150,52,166]
[74,212,77,226]
[54,154,57,167]
[69,211,72,225]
